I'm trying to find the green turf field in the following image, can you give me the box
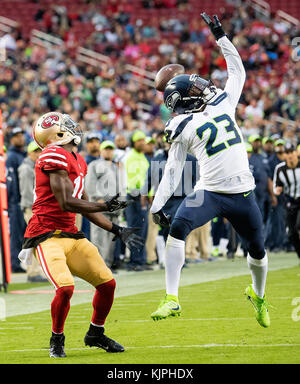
[0,254,300,364]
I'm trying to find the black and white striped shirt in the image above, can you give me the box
[273,161,300,200]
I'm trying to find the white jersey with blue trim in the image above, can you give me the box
[150,36,255,214]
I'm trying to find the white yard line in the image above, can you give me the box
[0,327,34,330]
[0,252,298,318]
[1,344,300,354]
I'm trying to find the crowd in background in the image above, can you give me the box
[1,0,300,278]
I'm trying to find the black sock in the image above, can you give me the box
[88,323,104,336]
[51,332,64,339]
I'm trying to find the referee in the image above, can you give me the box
[273,143,300,260]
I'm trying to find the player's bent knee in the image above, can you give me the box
[95,278,116,293]
[56,285,74,300]
[243,227,265,260]
[169,218,192,241]
[56,272,75,288]
[248,241,265,260]
[91,266,114,288]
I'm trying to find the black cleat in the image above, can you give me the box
[84,326,125,353]
[49,333,66,358]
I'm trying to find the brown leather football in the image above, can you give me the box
[154,64,185,92]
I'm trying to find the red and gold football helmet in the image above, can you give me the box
[33,112,82,149]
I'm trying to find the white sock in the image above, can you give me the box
[219,238,229,253]
[165,235,185,297]
[156,235,166,265]
[247,253,268,298]
[91,322,104,328]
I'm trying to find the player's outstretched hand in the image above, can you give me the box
[152,209,171,228]
[105,193,133,212]
[113,227,144,251]
[201,13,226,40]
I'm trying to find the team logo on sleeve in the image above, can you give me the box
[165,91,181,111]
[41,114,59,129]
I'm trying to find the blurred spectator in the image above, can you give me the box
[6,127,27,273]
[141,138,198,267]
[18,141,47,282]
[142,136,157,265]
[262,137,274,159]
[125,130,149,271]
[0,28,17,51]
[84,132,101,165]
[114,134,129,163]
[144,136,156,163]
[81,132,102,240]
[185,222,212,263]
[274,144,300,261]
[266,139,288,252]
[113,133,129,197]
[86,140,122,267]
[210,216,228,258]
[248,134,277,227]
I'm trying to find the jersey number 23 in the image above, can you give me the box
[196,113,242,157]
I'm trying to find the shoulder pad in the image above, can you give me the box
[38,146,69,172]
[164,114,193,143]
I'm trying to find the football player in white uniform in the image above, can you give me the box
[150,14,270,328]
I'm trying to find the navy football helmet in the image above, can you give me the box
[163,74,217,114]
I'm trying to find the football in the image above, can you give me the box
[154,64,185,92]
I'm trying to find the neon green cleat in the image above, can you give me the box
[151,294,181,321]
[211,248,219,258]
[245,284,270,328]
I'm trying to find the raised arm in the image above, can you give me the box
[201,13,246,109]
[217,36,246,108]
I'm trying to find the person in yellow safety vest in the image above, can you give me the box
[125,130,151,271]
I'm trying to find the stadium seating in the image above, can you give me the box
[0,0,233,43]
[267,0,300,20]
[0,0,298,48]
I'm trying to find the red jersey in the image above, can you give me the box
[25,145,87,238]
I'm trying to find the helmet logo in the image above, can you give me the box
[41,114,59,129]
[166,91,181,111]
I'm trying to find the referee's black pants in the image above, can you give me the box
[286,203,300,259]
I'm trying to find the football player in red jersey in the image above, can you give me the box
[19,112,143,358]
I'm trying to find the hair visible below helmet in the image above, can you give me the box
[163,74,217,114]
[33,112,83,149]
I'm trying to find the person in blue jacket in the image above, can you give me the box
[81,132,102,240]
[141,138,198,266]
[248,135,277,227]
[6,127,27,272]
[84,132,101,165]
[266,139,289,251]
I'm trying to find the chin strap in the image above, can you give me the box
[49,135,81,148]
[73,136,81,145]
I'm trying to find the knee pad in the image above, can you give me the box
[169,218,192,241]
